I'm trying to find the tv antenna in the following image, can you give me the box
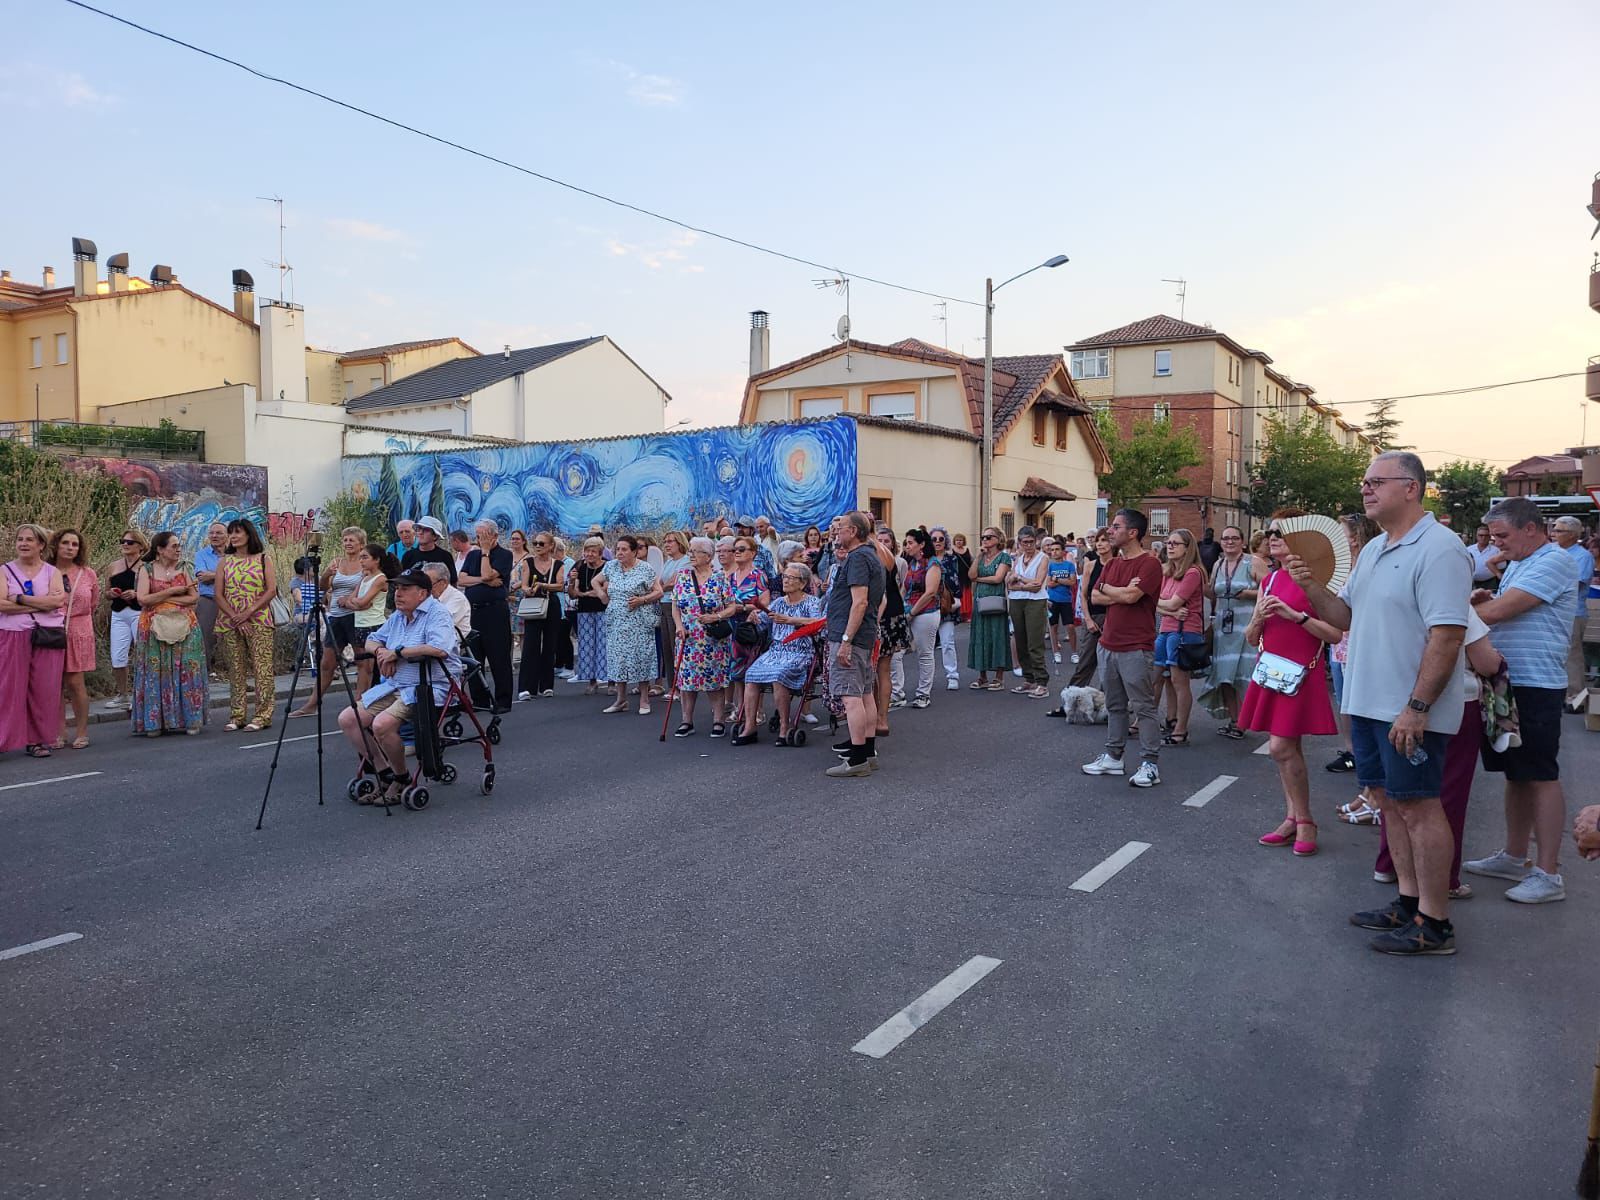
[1161,276,1188,320]
[814,273,851,370]
[933,300,949,347]
[258,195,294,303]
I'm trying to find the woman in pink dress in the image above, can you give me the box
[0,524,69,757]
[49,528,99,749]
[1240,515,1340,856]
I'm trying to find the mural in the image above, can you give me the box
[341,418,858,537]
[63,457,270,557]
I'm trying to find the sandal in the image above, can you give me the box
[50,737,67,750]
[70,736,90,750]
[1220,723,1246,740]
[673,723,695,738]
[243,722,266,733]
[1293,820,1319,857]
[1163,730,1190,746]
[1045,707,1067,719]
[970,680,989,690]
[601,701,629,714]
[25,744,52,758]
[639,704,652,716]
[1338,800,1381,826]
[984,681,1004,691]
[224,722,241,732]
[709,723,727,738]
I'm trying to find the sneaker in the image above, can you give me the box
[1504,867,1565,904]
[1070,654,1080,664]
[517,690,533,701]
[1013,668,1023,677]
[1325,750,1355,773]
[825,759,873,779]
[1370,917,1456,956]
[1081,753,1126,776]
[1128,761,1160,788]
[910,697,930,709]
[802,713,819,724]
[1373,869,1397,884]
[540,689,554,697]
[1053,651,1062,664]
[888,695,907,710]
[1350,898,1411,930]
[946,679,960,691]
[1463,849,1532,882]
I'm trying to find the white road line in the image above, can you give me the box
[851,955,1003,1059]
[1183,774,1239,809]
[242,733,322,750]
[1253,740,1272,756]
[0,771,102,793]
[1069,841,1152,893]
[0,932,83,961]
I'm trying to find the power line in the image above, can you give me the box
[58,0,985,309]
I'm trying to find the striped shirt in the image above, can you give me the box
[1490,542,1577,690]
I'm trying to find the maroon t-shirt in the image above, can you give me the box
[1097,551,1163,652]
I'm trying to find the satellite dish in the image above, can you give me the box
[835,315,851,342]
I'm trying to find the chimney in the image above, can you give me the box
[106,253,129,293]
[1,270,11,283]
[749,310,770,376]
[231,269,255,322]
[71,237,98,297]
[43,266,56,288]
[259,299,307,406]
[503,344,511,359]
[149,264,174,288]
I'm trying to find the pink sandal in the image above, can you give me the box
[1258,820,1296,847]
[1293,820,1319,857]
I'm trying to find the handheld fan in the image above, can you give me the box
[1275,514,1351,591]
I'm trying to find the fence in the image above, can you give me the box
[0,418,205,461]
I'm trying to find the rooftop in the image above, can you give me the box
[345,337,605,413]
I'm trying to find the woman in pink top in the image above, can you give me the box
[49,528,99,750]
[1153,529,1207,745]
[0,523,69,757]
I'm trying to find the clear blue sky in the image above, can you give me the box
[7,0,1597,466]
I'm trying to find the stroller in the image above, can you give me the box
[762,617,832,746]
[346,652,499,811]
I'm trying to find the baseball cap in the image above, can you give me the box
[393,568,433,591]
[416,516,445,538]
[735,514,755,529]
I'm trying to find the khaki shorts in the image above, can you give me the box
[829,642,876,696]
[367,692,414,722]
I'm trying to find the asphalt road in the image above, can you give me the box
[4,650,1598,1199]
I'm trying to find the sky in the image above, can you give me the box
[6,0,1598,469]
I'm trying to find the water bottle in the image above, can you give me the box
[1406,743,1429,767]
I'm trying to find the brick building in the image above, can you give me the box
[1065,314,1369,537]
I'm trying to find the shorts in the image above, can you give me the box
[1350,715,1452,801]
[366,691,415,722]
[828,642,876,696]
[109,607,140,668]
[1153,630,1206,668]
[327,612,360,655]
[1048,600,1077,627]
[1480,685,1563,782]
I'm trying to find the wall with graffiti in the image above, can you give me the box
[341,417,857,537]
[63,457,269,557]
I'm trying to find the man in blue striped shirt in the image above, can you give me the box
[1463,497,1579,905]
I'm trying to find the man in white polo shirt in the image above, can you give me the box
[1289,451,1470,955]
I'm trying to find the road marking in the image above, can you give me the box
[1253,740,1272,756]
[242,733,321,750]
[1070,841,1152,893]
[0,771,102,793]
[0,932,83,961]
[851,955,1003,1059]
[1183,774,1239,809]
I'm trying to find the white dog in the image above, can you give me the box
[1059,685,1108,725]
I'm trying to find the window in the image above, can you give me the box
[1153,402,1172,424]
[1000,510,1016,541]
[1069,348,1109,379]
[1154,349,1172,377]
[798,395,843,418]
[1032,407,1048,446]
[868,494,892,527]
[867,392,915,420]
[30,337,42,368]
[1227,408,1235,435]
[343,380,353,401]
[1150,508,1170,537]
[1225,459,1236,485]
[55,333,68,365]
[1054,412,1068,451]
[369,376,383,394]
[1089,398,1112,415]
[1227,357,1235,384]
[1040,512,1055,534]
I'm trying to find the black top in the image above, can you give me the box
[1198,537,1222,574]
[401,545,457,586]
[880,560,906,620]
[462,546,512,605]
[108,563,141,612]
[573,562,606,614]
[1084,557,1107,619]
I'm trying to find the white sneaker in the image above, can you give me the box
[1463,849,1532,882]
[1013,668,1024,677]
[1070,654,1080,664]
[946,678,960,691]
[1129,761,1161,788]
[517,690,533,701]
[888,696,907,710]
[1505,867,1565,904]
[910,697,930,709]
[1053,651,1062,664]
[802,713,818,725]
[1081,753,1125,776]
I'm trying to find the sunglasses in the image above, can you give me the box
[120,538,139,546]
[1264,529,1284,538]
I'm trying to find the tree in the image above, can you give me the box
[1093,412,1204,513]
[1245,415,1370,519]
[373,456,402,540]
[428,459,448,526]
[1431,460,1504,535]
[1362,397,1411,451]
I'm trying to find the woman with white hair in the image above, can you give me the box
[460,519,514,712]
[733,560,823,744]
[670,535,737,736]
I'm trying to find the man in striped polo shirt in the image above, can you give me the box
[1463,497,1579,905]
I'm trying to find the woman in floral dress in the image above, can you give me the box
[733,562,823,745]
[131,531,207,736]
[725,536,771,726]
[593,534,663,716]
[670,536,736,737]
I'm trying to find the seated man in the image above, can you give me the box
[420,561,472,642]
[337,569,462,804]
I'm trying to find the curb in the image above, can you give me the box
[86,681,303,727]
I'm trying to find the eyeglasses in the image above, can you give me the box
[1164,539,1184,546]
[1359,475,1413,491]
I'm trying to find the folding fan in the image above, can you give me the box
[1275,514,1351,591]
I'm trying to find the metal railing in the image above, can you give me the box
[0,419,205,461]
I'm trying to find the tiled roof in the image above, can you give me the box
[345,336,603,413]
[337,337,479,362]
[1067,313,1256,361]
[1504,454,1582,478]
[843,411,980,443]
[1017,475,1077,501]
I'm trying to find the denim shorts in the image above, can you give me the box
[1153,630,1205,668]
[1350,715,1451,801]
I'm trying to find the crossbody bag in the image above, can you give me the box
[1248,572,1318,696]
[517,560,553,620]
[5,563,68,649]
[689,571,732,640]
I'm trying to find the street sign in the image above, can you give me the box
[1588,486,1600,510]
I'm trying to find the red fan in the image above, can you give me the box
[779,617,828,644]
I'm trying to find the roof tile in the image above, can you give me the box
[346,337,603,413]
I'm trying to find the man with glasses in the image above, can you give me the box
[1288,451,1470,955]
[1082,508,1163,787]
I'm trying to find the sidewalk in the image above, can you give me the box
[86,671,316,727]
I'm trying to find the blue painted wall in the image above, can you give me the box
[341,418,857,536]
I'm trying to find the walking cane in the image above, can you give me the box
[1577,1030,1600,1198]
[658,625,689,742]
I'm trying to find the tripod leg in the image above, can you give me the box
[329,628,396,816]
[256,614,316,830]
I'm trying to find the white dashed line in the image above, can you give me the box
[0,932,83,961]
[1253,740,1272,756]
[1069,841,1152,893]
[1183,774,1239,809]
[851,955,1003,1059]
[242,733,321,750]
[0,771,102,793]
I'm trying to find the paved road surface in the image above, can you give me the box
[4,659,1597,1198]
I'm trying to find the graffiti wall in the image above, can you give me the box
[64,457,269,557]
[341,417,857,537]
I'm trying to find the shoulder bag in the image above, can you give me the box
[517,560,550,620]
[6,563,68,649]
[144,569,192,645]
[1247,572,1316,695]
[690,571,732,640]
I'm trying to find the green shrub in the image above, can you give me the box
[318,488,389,544]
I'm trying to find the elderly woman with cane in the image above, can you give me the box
[667,536,737,738]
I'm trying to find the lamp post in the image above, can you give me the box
[981,254,1069,534]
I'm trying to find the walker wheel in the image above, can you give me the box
[403,785,430,811]
[792,729,806,746]
[439,763,458,785]
[768,712,780,733]
[480,764,496,795]
[486,723,502,745]
[351,778,376,803]
[442,718,463,739]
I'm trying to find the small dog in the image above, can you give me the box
[1060,685,1108,725]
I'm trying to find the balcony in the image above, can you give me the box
[1589,356,1600,404]
[1591,259,1600,315]
[0,419,205,461]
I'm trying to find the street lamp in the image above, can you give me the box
[981,254,1069,533]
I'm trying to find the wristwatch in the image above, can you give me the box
[1406,697,1431,713]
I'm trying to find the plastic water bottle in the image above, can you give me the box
[1406,744,1429,767]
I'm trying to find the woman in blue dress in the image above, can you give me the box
[594,534,663,716]
[732,561,823,745]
